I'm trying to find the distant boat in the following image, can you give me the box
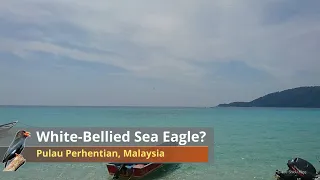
[0,120,18,133]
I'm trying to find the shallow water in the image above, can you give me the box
[0,106,320,180]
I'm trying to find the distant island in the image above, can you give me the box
[217,86,320,108]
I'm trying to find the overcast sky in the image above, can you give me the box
[0,0,319,107]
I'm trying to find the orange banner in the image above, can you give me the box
[21,146,209,163]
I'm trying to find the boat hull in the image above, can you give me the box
[0,121,18,134]
[106,163,163,179]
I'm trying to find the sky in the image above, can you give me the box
[0,0,320,107]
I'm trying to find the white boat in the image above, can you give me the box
[0,120,18,133]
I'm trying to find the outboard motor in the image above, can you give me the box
[275,158,318,180]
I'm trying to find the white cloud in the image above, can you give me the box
[0,0,319,105]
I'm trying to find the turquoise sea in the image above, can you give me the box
[0,106,320,180]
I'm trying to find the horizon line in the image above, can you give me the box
[0,105,215,108]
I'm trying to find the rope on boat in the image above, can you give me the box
[127,169,134,180]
